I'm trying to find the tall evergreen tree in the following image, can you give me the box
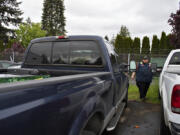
[114,34,124,53]
[114,25,131,53]
[141,36,150,54]
[119,25,130,38]
[42,0,66,36]
[159,32,168,54]
[0,0,23,41]
[151,35,160,55]
[124,37,133,53]
[133,37,141,54]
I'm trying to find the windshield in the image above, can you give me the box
[169,52,180,65]
[25,41,103,66]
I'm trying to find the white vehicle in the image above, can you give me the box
[159,49,180,135]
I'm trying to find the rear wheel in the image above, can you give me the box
[81,130,96,135]
[160,102,171,135]
[158,89,161,100]
[124,90,128,108]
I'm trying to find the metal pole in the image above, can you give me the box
[128,53,130,73]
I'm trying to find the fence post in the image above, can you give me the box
[128,53,130,73]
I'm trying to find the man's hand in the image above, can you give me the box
[131,72,136,80]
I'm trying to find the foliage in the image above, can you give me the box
[133,37,141,54]
[151,35,160,55]
[167,34,175,50]
[0,0,23,42]
[119,25,130,37]
[42,0,66,36]
[125,37,133,53]
[16,20,47,47]
[114,25,131,53]
[141,36,150,54]
[168,10,180,48]
[114,35,124,53]
[159,32,169,54]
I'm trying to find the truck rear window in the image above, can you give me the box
[25,41,103,66]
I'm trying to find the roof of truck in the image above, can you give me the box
[31,35,103,43]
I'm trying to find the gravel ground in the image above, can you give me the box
[103,101,161,135]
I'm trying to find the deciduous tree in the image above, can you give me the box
[16,19,47,47]
[168,9,180,48]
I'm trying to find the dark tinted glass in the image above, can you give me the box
[69,41,102,65]
[26,42,51,65]
[53,42,69,64]
[105,42,119,72]
[169,52,180,65]
[52,41,102,66]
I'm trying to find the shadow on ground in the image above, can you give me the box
[103,101,160,135]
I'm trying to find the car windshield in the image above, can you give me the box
[169,52,180,65]
[0,61,13,68]
[25,41,103,66]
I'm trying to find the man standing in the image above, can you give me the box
[131,56,153,101]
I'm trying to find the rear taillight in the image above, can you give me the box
[171,85,180,113]
[57,35,68,39]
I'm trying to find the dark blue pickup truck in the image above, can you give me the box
[0,35,129,135]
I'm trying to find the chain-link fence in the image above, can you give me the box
[0,49,172,69]
[0,52,24,62]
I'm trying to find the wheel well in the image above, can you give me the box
[83,112,104,134]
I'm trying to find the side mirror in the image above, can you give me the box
[119,63,128,72]
[130,60,136,72]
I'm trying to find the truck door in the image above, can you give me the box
[105,42,123,105]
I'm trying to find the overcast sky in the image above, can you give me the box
[19,0,179,39]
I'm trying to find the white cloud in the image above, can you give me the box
[19,0,179,39]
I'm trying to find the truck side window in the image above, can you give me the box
[105,42,119,73]
[26,42,51,65]
[169,52,180,65]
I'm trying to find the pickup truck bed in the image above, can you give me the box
[0,71,112,135]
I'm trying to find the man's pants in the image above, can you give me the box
[136,82,150,99]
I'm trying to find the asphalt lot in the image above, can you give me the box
[103,101,161,135]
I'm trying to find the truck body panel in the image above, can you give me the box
[0,35,129,135]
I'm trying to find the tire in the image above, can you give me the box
[158,90,161,100]
[124,90,128,108]
[160,102,171,135]
[81,130,96,135]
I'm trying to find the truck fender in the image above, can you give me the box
[68,96,105,135]
[161,83,169,126]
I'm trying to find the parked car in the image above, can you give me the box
[159,49,180,135]
[0,60,14,69]
[8,62,22,69]
[0,35,129,135]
